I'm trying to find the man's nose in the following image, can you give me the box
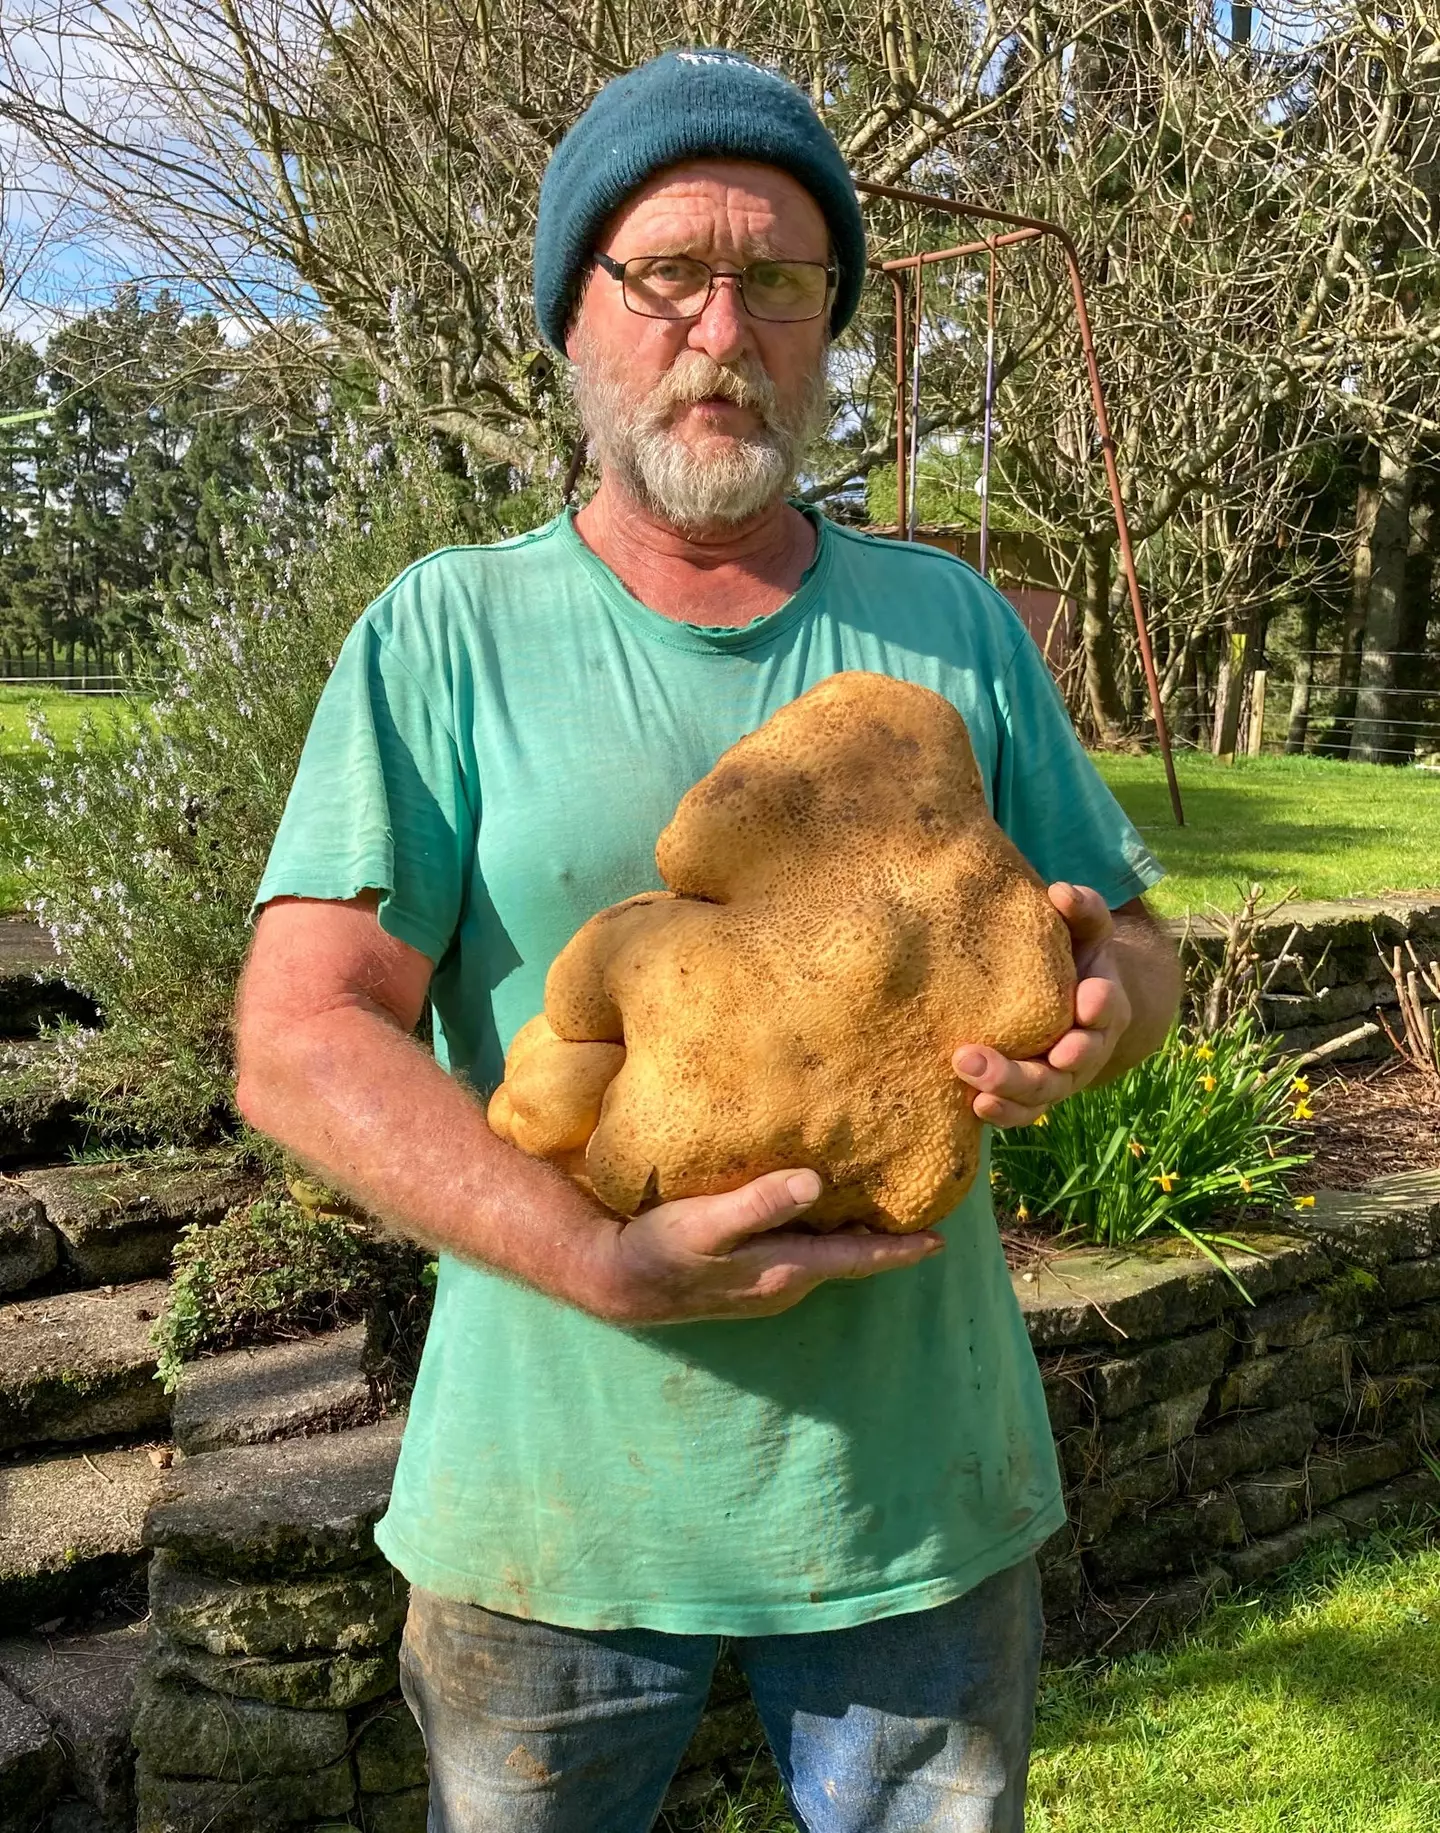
[686,274,752,365]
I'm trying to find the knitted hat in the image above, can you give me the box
[533,49,866,352]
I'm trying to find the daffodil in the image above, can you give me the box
[1017,1203,1031,1222]
[1151,1170,1179,1194]
[989,1168,1000,1187]
[1293,1098,1314,1121]
[1295,1194,1315,1210]
[1032,1112,1050,1127]
[1240,1177,1253,1194]
[1128,1139,1147,1159]
[1200,1074,1217,1093]
[1291,1076,1311,1096]
[1194,1043,1215,1061]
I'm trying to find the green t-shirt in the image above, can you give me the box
[255,506,1162,1635]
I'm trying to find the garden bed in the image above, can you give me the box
[1307,1061,1440,1191]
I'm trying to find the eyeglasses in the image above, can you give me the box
[591,252,836,323]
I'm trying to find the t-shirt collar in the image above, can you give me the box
[558,501,832,654]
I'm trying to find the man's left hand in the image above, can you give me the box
[952,882,1132,1129]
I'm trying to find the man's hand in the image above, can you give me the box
[586,1169,944,1326]
[952,883,1177,1130]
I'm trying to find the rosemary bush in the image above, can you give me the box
[991,1017,1314,1267]
[152,1196,426,1391]
[1,430,532,1144]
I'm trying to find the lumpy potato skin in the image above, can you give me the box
[487,672,1076,1232]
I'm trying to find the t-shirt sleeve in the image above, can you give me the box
[992,623,1165,910]
[252,612,473,964]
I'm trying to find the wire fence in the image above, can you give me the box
[0,649,139,695]
[1260,649,1440,767]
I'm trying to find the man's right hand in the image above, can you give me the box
[580,1169,945,1325]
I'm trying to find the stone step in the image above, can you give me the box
[0,1039,88,1172]
[145,1414,406,1580]
[0,1677,63,1829]
[0,1183,57,1296]
[171,1326,378,1457]
[15,1155,257,1287]
[0,1279,170,1452]
[0,1619,146,1829]
[0,1442,167,1629]
[0,918,97,1043]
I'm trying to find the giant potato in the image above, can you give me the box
[489,671,1076,1231]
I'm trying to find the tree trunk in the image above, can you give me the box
[1080,539,1128,745]
[1284,598,1322,753]
[1393,471,1438,765]
[1321,453,1380,755]
[1350,440,1416,764]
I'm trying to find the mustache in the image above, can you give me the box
[639,352,781,429]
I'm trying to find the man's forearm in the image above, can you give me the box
[1094,908,1182,1085]
[235,1004,618,1308]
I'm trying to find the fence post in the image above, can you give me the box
[1246,667,1268,756]
[1212,631,1248,761]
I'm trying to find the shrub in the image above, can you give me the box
[991,1017,1313,1273]
[0,429,549,1144]
[152,1196,426,1392]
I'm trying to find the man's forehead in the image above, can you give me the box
[600,160,829,256]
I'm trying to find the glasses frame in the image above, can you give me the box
[590,250,837,323]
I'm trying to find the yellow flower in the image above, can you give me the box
[1295,1194,1315,1210]
[1128,1139,1148,1159]
[989,1169,1000,1187]
[1194,1043,1215,1061]
[1151,1170,1180,1194]
[1293,1098,1314,1121]
[1291,1076,1311,1096]
[1032,1112,1050,1127]
[1017,1203,1031,1222]
[1201,1074,1217,1093]
[1240,1177,1253,1194]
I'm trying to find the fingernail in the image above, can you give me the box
[925,1236,945,1254]
[956,1049,987,1079]
[786,1171,821,1204]
[1053,881,1075,900]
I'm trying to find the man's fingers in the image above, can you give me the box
[954,1044,1068,1108]
[970,1091,1050,1129]
[786,1228,944,1281]
[1072,972,1129,1034]
[1049,881,1113,948]
[666,1166,824,1256]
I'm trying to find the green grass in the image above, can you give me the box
[668,1524,1440,1833]
[1028,1526,1440,1833]
[1096,751,1440,917]
[0,686,127,909]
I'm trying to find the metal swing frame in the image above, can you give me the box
[855,178,1185,827]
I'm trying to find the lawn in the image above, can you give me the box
[0,686,127,910]
[664,1525,1440,1833]
[1095,751,1440,917]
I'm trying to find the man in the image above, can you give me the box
[236,48,1181,1833]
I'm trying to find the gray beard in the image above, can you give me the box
[569,336,830,530]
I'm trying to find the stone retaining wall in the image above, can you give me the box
[1170,891,1440,1062]
[129,1170,1440,1830]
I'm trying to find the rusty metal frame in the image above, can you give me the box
[856,178,1184,827]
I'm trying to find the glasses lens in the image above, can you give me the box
[742,261,831,321]
[622,256,713,319]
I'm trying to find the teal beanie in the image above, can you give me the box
[533,49,866,352]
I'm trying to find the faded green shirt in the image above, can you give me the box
[255,507,1162,1634]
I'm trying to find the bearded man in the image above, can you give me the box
[236,48,1180,1833]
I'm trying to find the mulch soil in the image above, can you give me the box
[1304,1058,1440,1191]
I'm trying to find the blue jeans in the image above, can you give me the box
[397,1555,1043,1832]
